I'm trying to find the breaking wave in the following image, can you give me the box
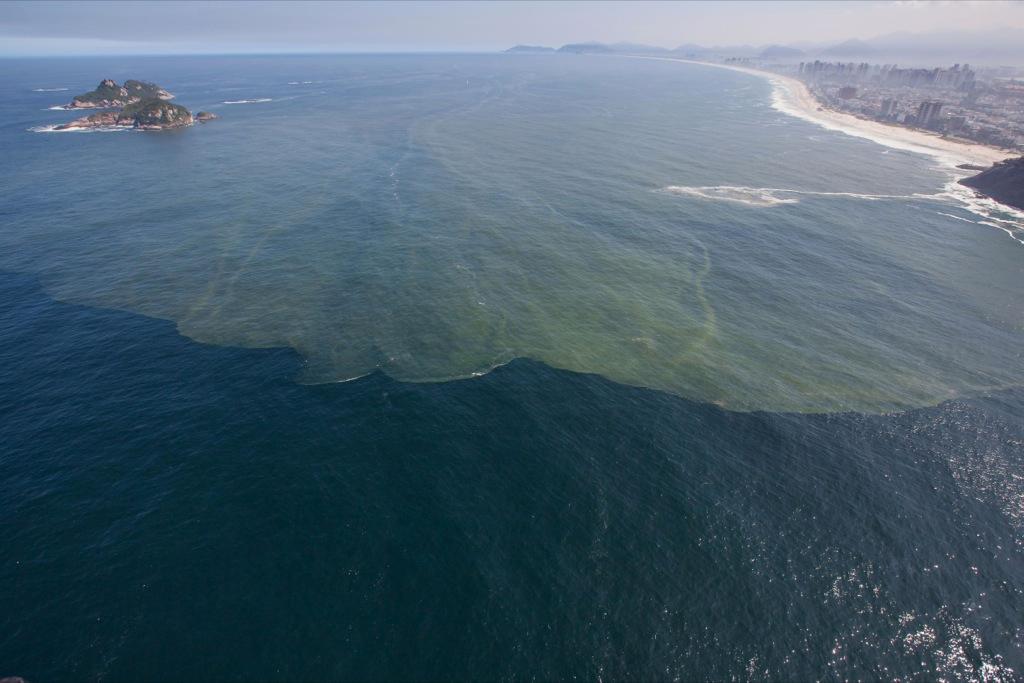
[658,185,932,208]
[660,180,1024,245]
[660,185,800,207]
[32,87,68,92]
[29,124,129,134]
[222,98,273,105]
[941,178,1024,246]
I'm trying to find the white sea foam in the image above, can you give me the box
[941,179,1024,245]
[29,124,129,134]
[740,62,1024,244]
[935,212,977,224]
[659,185,937,208]
[661,186,800,207]
[32,87,68,92]
[222,98,273,105]
[46,105,71,111]
[626,55,1007,167]
[627,56,1024,244]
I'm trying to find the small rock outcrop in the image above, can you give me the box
[959,157,1024,211]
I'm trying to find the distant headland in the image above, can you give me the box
[46,79,217,131]
[504,45,555,53]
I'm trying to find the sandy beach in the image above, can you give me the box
[628,56,1015,169]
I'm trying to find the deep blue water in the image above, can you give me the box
[1,55,1023,680]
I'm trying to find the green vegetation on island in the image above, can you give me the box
[54,78,217,131]
[123,99,194,129]
[69,79,173,109]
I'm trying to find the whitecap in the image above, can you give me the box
[658,185,933,208]
[29,124,129,134]
[221,98,273,105]
[935,211,977,224]
[660,185,800,207]
[939,178,1024,246]
[32,87,68,92]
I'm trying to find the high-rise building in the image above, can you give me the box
[880,98,898,119]
[916,101,944,128]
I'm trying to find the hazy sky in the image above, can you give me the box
[3,0,1024,56]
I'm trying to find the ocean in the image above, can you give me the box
[1,54,1022,680]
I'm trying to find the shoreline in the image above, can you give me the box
[626,55,1015,169]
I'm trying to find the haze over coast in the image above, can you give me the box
[629,56,1014,168]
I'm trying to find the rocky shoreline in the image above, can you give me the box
[959,157,1024,211]
[46,79,217,131]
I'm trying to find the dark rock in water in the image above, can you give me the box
[195,111,218,122]
[54,110,131,130]
[956,163,989,172]
[959,156,1024,211]
[127,100,193,130]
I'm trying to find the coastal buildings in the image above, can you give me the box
[780,60,1024,150]
[880,98,898,119]
[916,100,944,128]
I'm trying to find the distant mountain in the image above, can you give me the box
[556,42,668,55]
[557,43,615,54]
[531,27,1024,65]
[865,28,1024,64]
[810,28,1024,64]
[672,43,712,57]
[759,45,805,59]
[820,39,876,58]
[606,42,669,54]
[673,43,760,58]
[505,45,555,53]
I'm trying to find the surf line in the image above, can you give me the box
[619,54,1012,169]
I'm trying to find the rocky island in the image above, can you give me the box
[66,78,173,109]
[959,157,1024,212]
[51,79,217,131]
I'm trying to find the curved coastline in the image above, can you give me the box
[627,55,1014,169]
[625,55,1024,242]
